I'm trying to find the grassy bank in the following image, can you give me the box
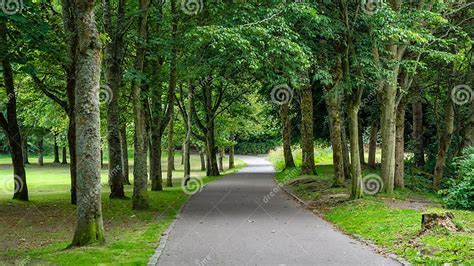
[268,147,474,264]
[0,154,245,265]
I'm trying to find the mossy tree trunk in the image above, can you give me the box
[281,102,295,168]
[395,98,406,189]
[325,87,345,187]
[301,84,315,175]
[70,0,105,246]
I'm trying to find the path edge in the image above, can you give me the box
[278,182,412,266]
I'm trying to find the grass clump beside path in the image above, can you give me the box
[268,147,474,264]
[0,154,245,265]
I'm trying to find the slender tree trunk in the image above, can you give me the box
[120,125,130,185]
[100,149,104,169]
[301,85,315,175]
[38,135,44,166]
[394,99,406,189]
[22,135,30,165]
[53,135,60,163]
[218,147,224,172]
[348,103,363,199]
[183,87,193,181]
[70,0,105,246]
[433,99,455,190]
[131,0,151,210]
[359,119,365,165]
[181,142,185,165]
[229,144,235,169]
[103,0,126,199]
[281,102,295,168]
[341,122,351,180]
[62,147,68,164]
[62,0,79,205]
[166,116,175,187]
[368,119,378,168]
[325,90,345,187]
[0,22,29,201]
[412,99,425,166]
[199,148,206,171]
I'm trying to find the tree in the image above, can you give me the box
[70,0,105,246]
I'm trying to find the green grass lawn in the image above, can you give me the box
[268,147,474,264]
[0,153,245,265]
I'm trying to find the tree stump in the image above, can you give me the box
[420,212,462,235]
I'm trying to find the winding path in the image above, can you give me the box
[150,156,399,266]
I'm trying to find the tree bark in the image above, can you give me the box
[395,98,406,189]
[22,135,30,165]
[0,22,28,201]
[348,101,363,199]
[368,119,378,168]
[70,0,105,246]
[433,99,455,190]
[325,90,345,187]
[301,85,315,175]
[62,147,68,164]
[119,126,130,185]
[341,122,351,180]
[199,148,206,171]
[132,0,151,210]
[281,102,295,168]
[218,147,224,172]
[359,119,365,165]
[412,99,425,166]
[229,144,235,169]
[103,0,126,199]
[183,87,193,181]
[166,115,175,187]
[38,135,44,166]
[54,135,60,163]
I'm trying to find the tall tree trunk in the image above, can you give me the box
[368,119,378,168]
[281,102,295,168]
[301,85,315,175]
[412,99,425,166]
[22,135,30,165]
[120,125,130,185]
[166,116,174,187]
[359,119,365,165]
[341,122,351,180]
[325,90,345,187]
[132,0,151,210]
[348,101,363,199]
[62,0,79,205]
[62,147,68,164]
[103,0,126,199]
[218,147,224,172]
[394,99,406,189]
[199,148,206,171]
[183,87,193,181]
[38,135,44,166]
[53,135,60,163]
[229,144,235,169]
[433,99,455,190]
[70,0,105,246]
[380,77,398,193]
[0,22,28,201]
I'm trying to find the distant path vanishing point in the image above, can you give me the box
[151,155,400,266]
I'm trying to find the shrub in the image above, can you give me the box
[441,148,474,210]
